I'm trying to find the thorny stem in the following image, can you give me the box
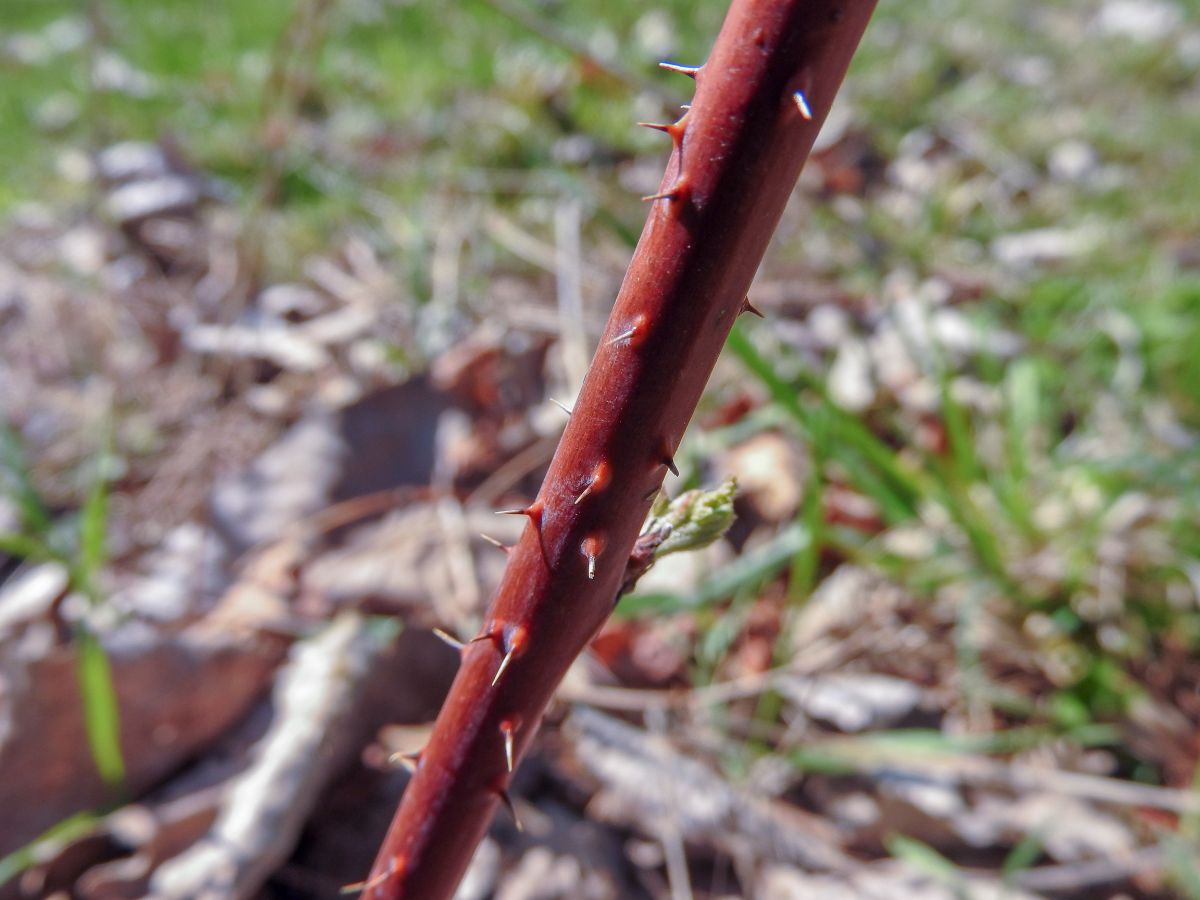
[363,1,877,896]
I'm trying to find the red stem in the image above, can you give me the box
[364,1,876,895]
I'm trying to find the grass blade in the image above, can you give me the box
[77,453,111,602]
[0,811,101,886]
[74,628,126,788]
[0,530,53,561]
[726,325,924,522]
[0,419,52,536]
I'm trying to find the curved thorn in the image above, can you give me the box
[432,627,465,651]
[664,456,679,477]
[741,297,765,318]
[658,61,701,78]
[549,397,573,416]
[793,89,813,120]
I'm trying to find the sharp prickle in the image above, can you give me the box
[432,627,465,651]
[496,788,523,831]
[658,61,701,78]
[740,297,764,317]
[479,533,511,553]
[642,187,680,202]
[492,647,515,687]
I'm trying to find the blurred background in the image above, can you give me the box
[1,0,1198,897]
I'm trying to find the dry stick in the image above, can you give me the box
[362,1,877,896]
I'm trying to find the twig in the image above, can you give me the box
[150,613,391,899]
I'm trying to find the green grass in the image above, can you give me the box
[1,419,125,790]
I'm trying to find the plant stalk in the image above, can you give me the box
[364,1,877,895]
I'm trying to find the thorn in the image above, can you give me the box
[432,627,465,651]
[493,646,516,687]
[793,89,813,120]
[495,788,523,832]
[491,623,528,688]
[581,534,605,580]
[495,500,543,527]
[664,456,679,477]
[549,397,573,416]
[479,533,511,554]
[500,719,516,772]
[608,313,647,348]
[642,186,681,202]
[607,326,638,346]
[388,750,421,773]
[740,296,764,318]
[575,460,612,505]
[680,104,691,110]
[342,856,402,894]
[659,61,701,78]
[637,121,674,135]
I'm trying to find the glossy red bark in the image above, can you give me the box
[364,1,877,895]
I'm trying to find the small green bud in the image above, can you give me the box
[650,477,737,559]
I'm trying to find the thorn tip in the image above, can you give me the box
[659,61,701,78]
[492,648,515,687]
[496,788,523,831]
